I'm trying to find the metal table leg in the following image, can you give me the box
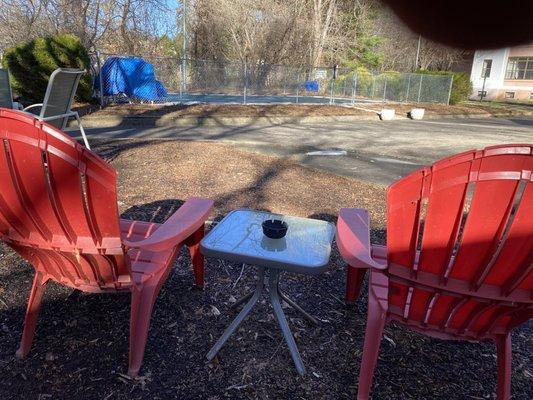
[278,290,318,325]
[207,267,314,376]
[234,289,317,325]
[230,290,254,310]
[206,267,265,361]
[268,268,306,376]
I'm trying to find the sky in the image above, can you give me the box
[167,0,179,9]
[165,0,180,34]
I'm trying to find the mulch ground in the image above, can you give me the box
[81,101,532,120]
[88,103,375,118]
[0,140,531,400]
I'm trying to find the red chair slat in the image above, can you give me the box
[6,127,72,247]
[83,150,122,250]
[0,134,38,240]
[448,299,479,330]
[406,287,432,321]
[386,170,425,267]
[417,159,471,276]
[426,294,459,327]
[43,124,97,249]
[449,153,529,284]
[485,180,533,291]
[388,281,409,312]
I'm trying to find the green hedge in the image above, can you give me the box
[417,69,472,105]
[2,34,91,103]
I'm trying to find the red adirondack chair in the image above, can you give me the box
[336,144,532,399]
[0,108,214,377]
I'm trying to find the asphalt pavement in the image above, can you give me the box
[80,116,533,185]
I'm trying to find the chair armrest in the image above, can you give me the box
[336,208,387,270]
[122,197,214,252]
[42,112,74,122]
[23,103,43,113]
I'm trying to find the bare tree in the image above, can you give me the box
[189,0,384,70]
[309,0,337,67]
[191,0,309,65]
[375,6,466,71]
[0,0,176,56]
[0,0,469,74]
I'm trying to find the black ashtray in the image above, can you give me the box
[262,219,288,239]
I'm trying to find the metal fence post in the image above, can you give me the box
[179,63,183,100]
[406,74,411,102]
[181,57,187,99]
[243,62,247,104]
[351,73,357,105]
[371,75,376,99]
[417,74,423,103]
[343,79,347,98]
[383,78,387,102]
[282,66,287,96]
[329,78,334,105]
[296,72,300,103]
[446,75,454,105]
[96,51,104,107]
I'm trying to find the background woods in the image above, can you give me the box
[0,0,470,72]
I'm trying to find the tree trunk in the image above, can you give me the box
[310,0,336,68]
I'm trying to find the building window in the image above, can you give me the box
[505,57,533,80]
[481,59,492,78]
[505,92,515,99]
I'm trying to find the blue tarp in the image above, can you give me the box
[98,57,167,101]
[304,80,319,92]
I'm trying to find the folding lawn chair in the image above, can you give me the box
[23,68,91,149]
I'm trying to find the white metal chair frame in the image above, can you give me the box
[23,68,91,149]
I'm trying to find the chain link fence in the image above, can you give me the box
[90,53,453,106]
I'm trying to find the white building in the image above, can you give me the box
[470,44,533,101]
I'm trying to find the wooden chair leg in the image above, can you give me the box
[185,225,205,288]
[128,279,160,377]
[346,267,367,304]
[16,272,48,358]
[357,292,387,400]
[495,333,512,400]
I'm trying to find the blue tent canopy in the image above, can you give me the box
[97,57,167,101]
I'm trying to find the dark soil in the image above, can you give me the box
[0,140,531,400]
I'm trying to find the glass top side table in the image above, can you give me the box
[201,209,335,375]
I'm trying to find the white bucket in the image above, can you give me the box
[380,109,395,121]
[409,108,425,120]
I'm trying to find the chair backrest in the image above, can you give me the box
[386,144,532,338]
[0,108,127,291]
[0,69,13,109]
[41,68,84,129]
